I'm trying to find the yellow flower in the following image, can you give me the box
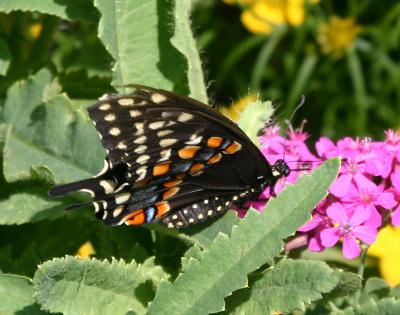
[318,16,361,58]
[368,226,400,287]
[220,94,257,121]
[29,22,42,39]
[224,0,319,34]
[75,241,96,259]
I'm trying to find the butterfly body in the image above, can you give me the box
[49,86,290,228]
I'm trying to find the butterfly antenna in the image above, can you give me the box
[282,95,306,161]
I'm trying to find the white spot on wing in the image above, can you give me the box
[158,149,171,162]
[115,192,131,204]
[117,142,127,150]
[100,180,115,194]
[160,138,177,147]
[134,135,146,144]
[118,98,134,106]
[109,127,121,136]
[134,145,147,154]
[113,206,124,217]
[151,93,167,103]
[105,113,116,121]
[149,121,165,130]
[185,135,202,145]
[136,166,147,181]
[99,103,111,111]
[178,113,193,122]
[157,130,173,137]
[136,155,150,164]
[130,110,141,117]
[93,202,100,212]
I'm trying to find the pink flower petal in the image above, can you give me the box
[376,192,397,209]
[329,174,352,197]
[326,202,348,225]
[316,137,337,158]
[298,217,322,232]
[363,206,382,229]
[342,237,361,259]
[308,235,324,252]
[391,171,400,192]
[354,173,377,193]
[320,227,341,247]
[349,205,371,226]
[353,225,377,244]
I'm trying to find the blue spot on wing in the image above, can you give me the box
[146,207,156,222]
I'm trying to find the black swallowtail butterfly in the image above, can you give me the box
[49,85,290,229]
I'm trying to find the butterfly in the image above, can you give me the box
[49,85,290,229]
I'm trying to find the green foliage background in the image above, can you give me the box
[0,0,399,314]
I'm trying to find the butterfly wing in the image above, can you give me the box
[49,86,274,228]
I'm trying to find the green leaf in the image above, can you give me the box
[335,298,400,315]
[238,100,274,146]
[361,277,391,302]
[1,69,104,183]
[94,0,188,93]
[0,273,44,314]
[0,188,71,225]
[225,259,340,314]
[171,0,207,103]
[0,38,11,76]
[33,256,168,315]
[324,270,362,300]
[0,0,98,22]
[147,158,340,315]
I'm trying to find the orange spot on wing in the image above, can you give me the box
[153,163,170,176]
[224,141,242,154]
[207,137,224,148]
[178,146,201,159]
[156,202,170,218]
[163,187,180,200]
[207,153,222,164]
[125,209,145,225]
[190,163,204,173]
[164,179,183,188]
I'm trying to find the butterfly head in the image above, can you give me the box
[272,159,290,178]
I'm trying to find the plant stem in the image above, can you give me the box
[353,245,368,306]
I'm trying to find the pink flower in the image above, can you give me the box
[340,173,396,228]
[320,202,377,259]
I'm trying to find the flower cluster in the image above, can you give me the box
[255,125,400,259]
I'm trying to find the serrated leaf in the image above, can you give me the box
[0,38,11,76]
[335,298,400,315]
[33,256,168,315]
[171,0,207,103]
[184,211,240,248]
[0,274,44,314]
[225,259,340,314]
[94,0,188,93]
[0,0,97,22]
[1,69,104,183]
[147,158,340,315]
[238,100,274,146]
